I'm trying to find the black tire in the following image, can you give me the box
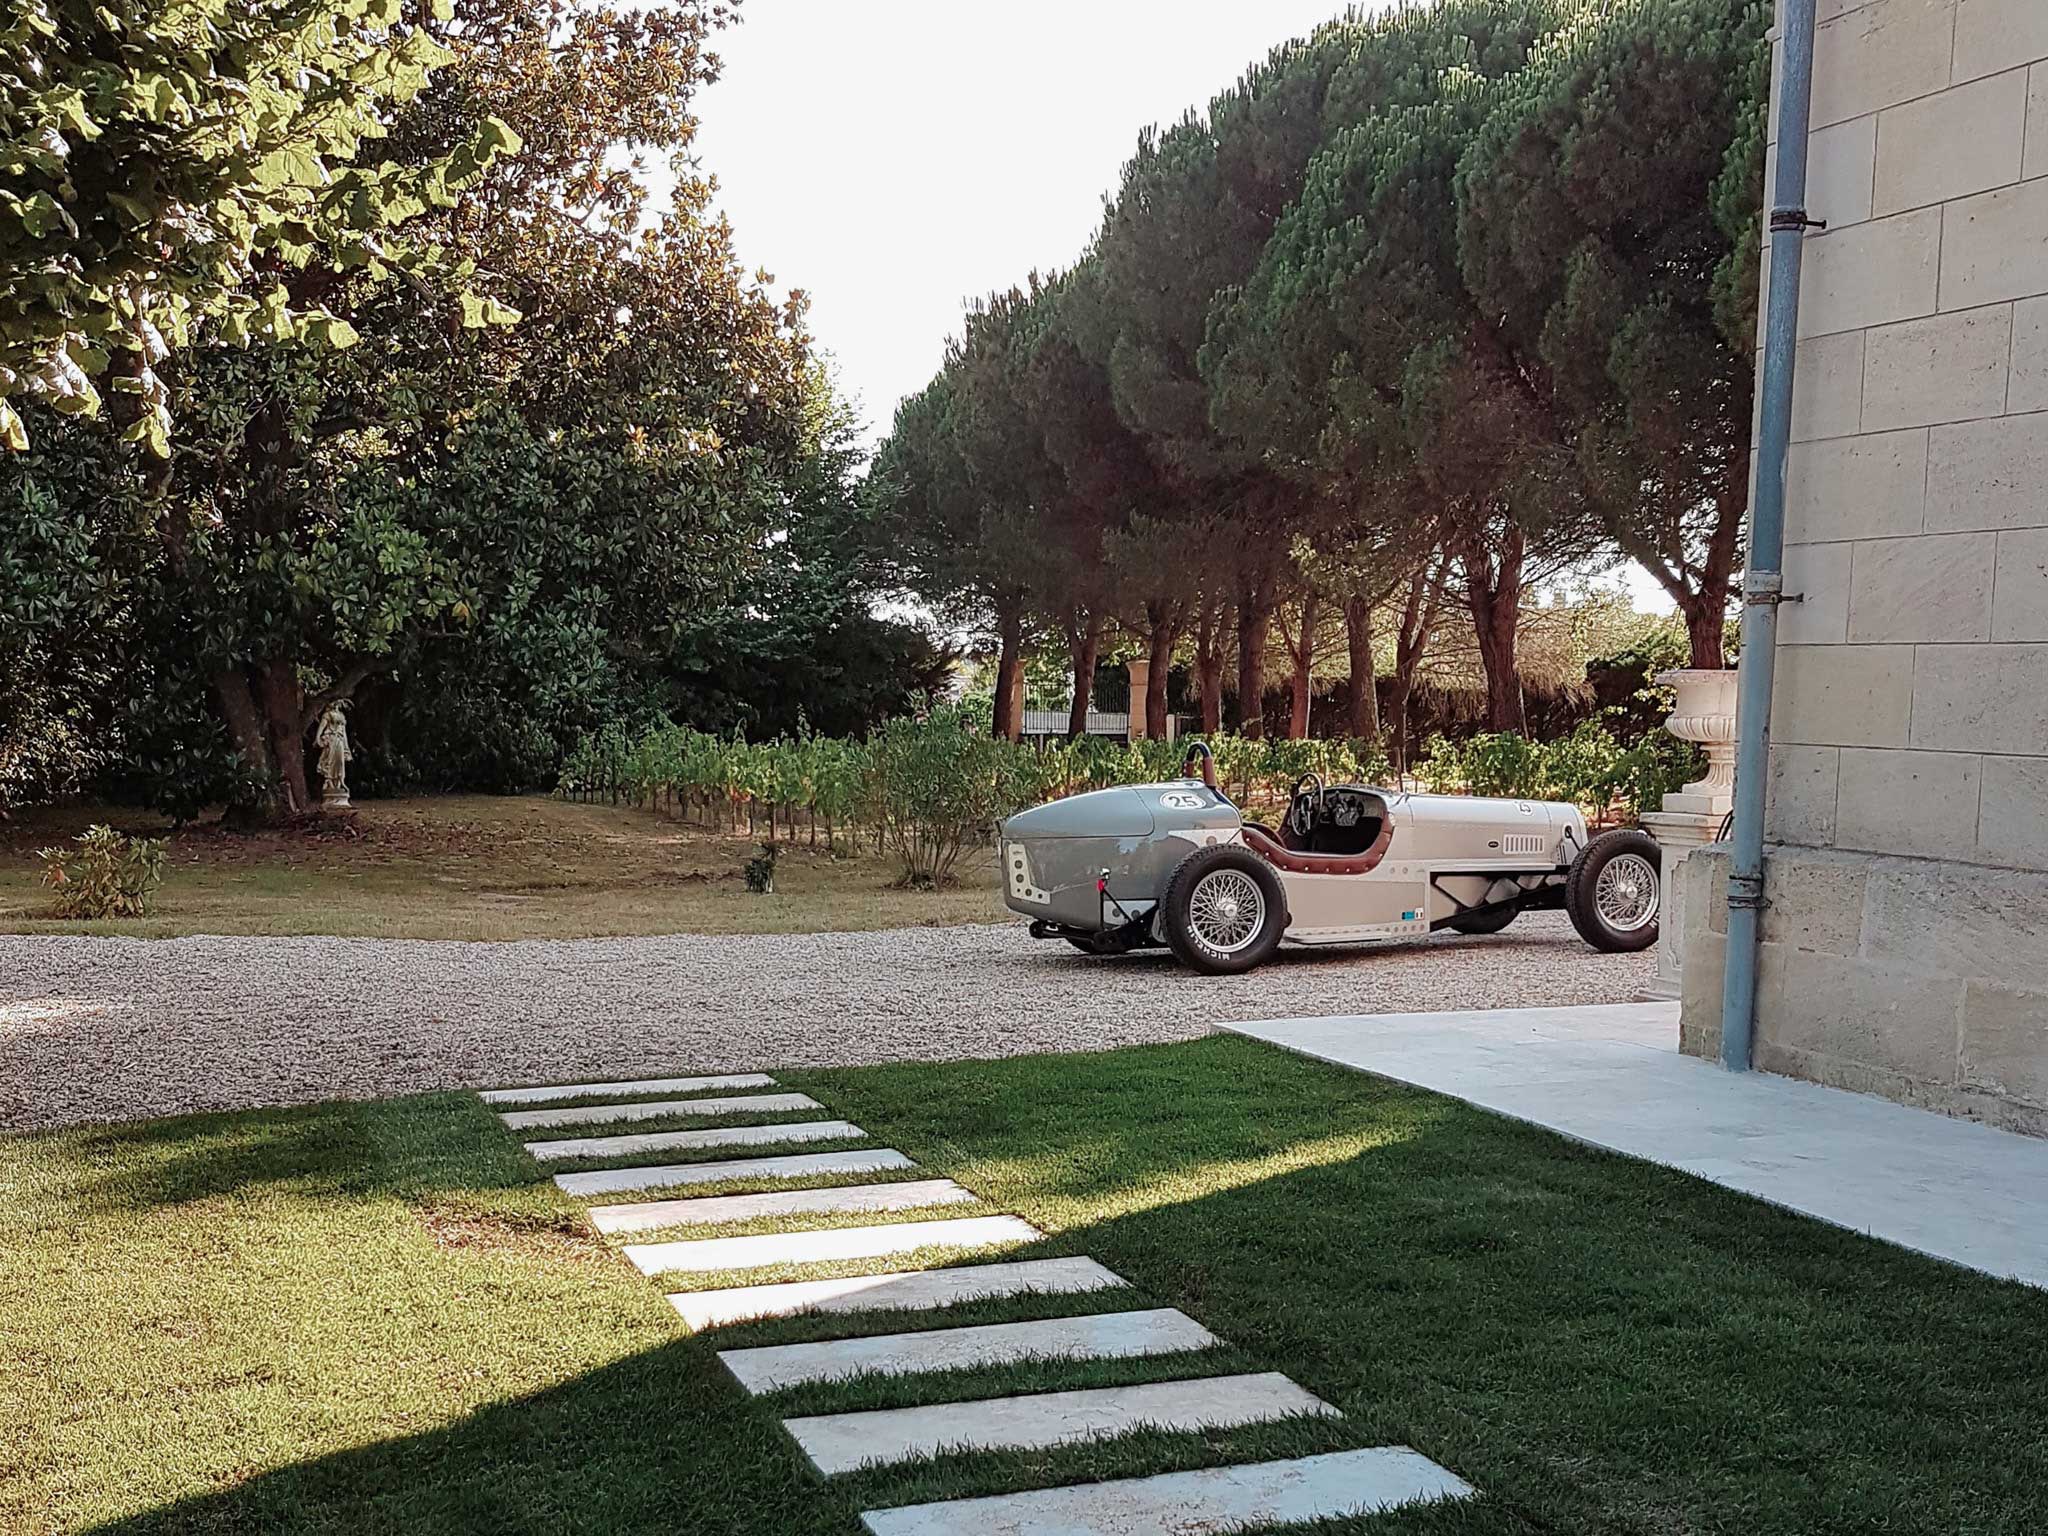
[1565,829,1662,953]
[1447,904,1519,936]
[1160,844,1288,975]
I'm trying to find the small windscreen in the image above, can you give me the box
[1310,790,1387,856]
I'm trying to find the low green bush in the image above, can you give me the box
[38,825,167,919]
[1417,721,1701,821]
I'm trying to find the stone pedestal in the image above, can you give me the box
[1639,668,1738,1000]
[1639,809,1721,999]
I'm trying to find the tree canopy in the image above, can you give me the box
[2,0,932,820]
[871,0,1768,748]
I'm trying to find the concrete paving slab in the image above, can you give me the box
[1227,1002,2048,1288]
[627,1215,1041,1278]
[787,1370,1336,1475]
[588,1179,976,1234]
[556,1148,913,1196]
[499,1092,820,1130]
[859,1446,1473,1534]
[524,1120,865,1162]
[718,1307,1218,1393]
[669,1257,1129,1330]
[480,1073,774,1104]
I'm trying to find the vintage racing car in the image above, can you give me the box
[998,743,1660,973]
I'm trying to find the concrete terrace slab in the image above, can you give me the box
[670,1257,1129,1330]
[499,1092,820,1130]
[718,1308,1218,1394]
[524,1120,865,1162]
[786,1371,1337,1475]
[556,1149,914,1197]
[859,1446,1474,1535]
[587,1179,976,1235]
[1226,1002,2048,1289]
[479,1073,774,1104]
[626,1215,1041,1278]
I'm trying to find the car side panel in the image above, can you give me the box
[1278,861,1432,942]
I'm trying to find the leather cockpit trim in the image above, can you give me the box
[1242,817,1395,876]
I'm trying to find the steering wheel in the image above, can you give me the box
[1180,742,1219,791]
[1288,772,1325,840]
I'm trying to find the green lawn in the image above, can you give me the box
[5,1038,2046,1534]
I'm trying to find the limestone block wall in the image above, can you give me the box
[1683,0,2048,1134]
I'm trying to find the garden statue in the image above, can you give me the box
[315,703,352,810]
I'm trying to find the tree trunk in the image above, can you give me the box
[1387,563,1443,774]
[1284,593,1318,739]
[992,604,1025,741]
[1681,596,1727,670]
[1144,601,1177,739]
[258,659,312,815]
[1460,523,1527,735]
[1235,579,1273,738]
[214,661,315,820]
[1688,471,1746,668]
[1065,620,1100,740]
[1194,598,1230,735]
[1345,594,1378,742]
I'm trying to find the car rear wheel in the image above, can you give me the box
[1161,845,1288,974]
[1565,830,1661,952]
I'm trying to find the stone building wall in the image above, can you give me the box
[1681,0,2048,1135]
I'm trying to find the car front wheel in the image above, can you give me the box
[1565,829,1662,953]
[1161,845,1288,975]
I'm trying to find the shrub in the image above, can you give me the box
[742,841,778,893]
[1416,722,1702,822]
[869,703,1030,888]
[38,825,166,918]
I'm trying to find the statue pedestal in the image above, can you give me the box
[1639,809,1723,999]
[1639,669,1738,1001]
[322,792,351,812]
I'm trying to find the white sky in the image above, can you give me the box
[690,0,1672,613]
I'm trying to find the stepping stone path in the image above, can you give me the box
[498,1091,822,1131]
[481,1073,775,1105]
[668,1256,1127,1330]
[523,1119,866,1161]
[480,1070,1477,1530]
[786,1371,1336,1476]
[557,1148,914,1197]
[860,1449,1476,1535]
[719,1307,1220,1393]
[625,1214,1043,1277]
[587,1178,977,1235]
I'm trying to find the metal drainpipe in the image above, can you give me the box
[1722,0,1821,1072]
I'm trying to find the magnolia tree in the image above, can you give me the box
[2,0,839,821]
[0,0,518,455]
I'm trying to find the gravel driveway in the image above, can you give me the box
[1,914,1653,1132]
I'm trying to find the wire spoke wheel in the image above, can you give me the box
[1188,869,1265,954]
[1593,851,1659,932]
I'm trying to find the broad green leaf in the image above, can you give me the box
[302,315,359,350]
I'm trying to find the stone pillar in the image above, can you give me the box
[1125,658,1150,742]
[1638,668,1738,1001]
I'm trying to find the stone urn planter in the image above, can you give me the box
[1653,667,1739,817]
[1637,667,1739,1000]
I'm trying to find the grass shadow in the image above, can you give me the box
[78,1338,855,1536]
[797,1036,2048,1535]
